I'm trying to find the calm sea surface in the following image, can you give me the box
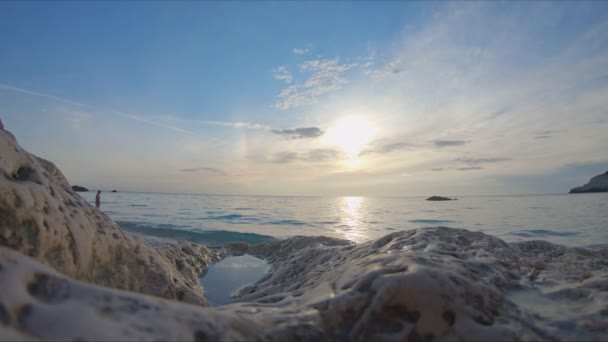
[80,192,608,248]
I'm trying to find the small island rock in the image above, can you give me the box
[569,171,608,193]
[426,195,455,201]
[71,185,89,192]
[111,189,117,192]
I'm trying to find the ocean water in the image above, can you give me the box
[79,192,608,248]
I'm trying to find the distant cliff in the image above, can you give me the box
[569,171,608,193]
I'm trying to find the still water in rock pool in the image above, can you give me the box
[200,255,270,305]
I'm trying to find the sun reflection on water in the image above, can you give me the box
[339,196,367,242]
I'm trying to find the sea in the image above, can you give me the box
[79,192,608,249]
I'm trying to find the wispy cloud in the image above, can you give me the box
[274,59,357,109]
[432,166,484,172]
[272,66,293,84]
[456,157,512,165]
[272,127,324,139]
[0,83,194,135]
[360,141,417,155]
[178,167,227,175]
[293,47,310,55]
[272,148,341,164]
[366,59,404,79]
[194,120,271,130]
[433,140,471,147]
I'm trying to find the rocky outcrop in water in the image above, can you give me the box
[569,171,608,193]
[0,123,216,305]
[426,195,455,201]
[71,185,88,192]
[0,119,607,341]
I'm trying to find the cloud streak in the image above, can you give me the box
[0,83,194,135]
[456,157,512,165]
[433,140,471,147]
[178,167,227,175]
[272,148,341,164]
[272,127,324,139]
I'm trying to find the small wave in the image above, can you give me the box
[200,214,261,222]
[266,219,309,226]
[409,219,456,224]
[234,207,254,211]
[510,229,580,237]
[117,221,276,245]
[128,204,148,207]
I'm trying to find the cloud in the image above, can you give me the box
[272,148,341,164]
[272,66,293,84]
[432,166,484,171]
[195,120,271,130]
[433,140,471,147]
[178,167,227,175]
[454,166,484,171]
[360,141,417,155]
[272,152,298,164]
[456,157,512,165]
[274,59,357,109]
[274,85,316,109]
[366,59,404,79]
[293,47,310,55]
[272,127,324,139]
[487,106,513,120]
[533,129,560,139]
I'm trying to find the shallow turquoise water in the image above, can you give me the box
[79,192,608,248]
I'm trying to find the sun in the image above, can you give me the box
[325,116,375,160]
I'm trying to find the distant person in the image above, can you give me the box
[95,190,101,209]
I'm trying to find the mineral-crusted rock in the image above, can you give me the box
[1,227,608,341]
[0,123,214,305]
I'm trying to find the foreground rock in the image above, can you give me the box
[0,124,215,305]
[569,171,608,193]
[71,185,88,192]
[1,227,607,341]
[426,195,455,201]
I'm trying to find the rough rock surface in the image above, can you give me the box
[71,185,88,192]
[1,228,607,341]
[569,171,608,193]
[0,125,216,305]
[426,195,455,201]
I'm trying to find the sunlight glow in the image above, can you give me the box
[325,117,375,160]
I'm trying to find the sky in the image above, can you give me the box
[1,1,607,196]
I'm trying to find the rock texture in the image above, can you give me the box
[1,228,607,341]
[71,185,88,192]
[0,124,216,305]
[569,171,608,193]
[426,196,455,201]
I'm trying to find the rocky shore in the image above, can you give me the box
[1,122,607,341]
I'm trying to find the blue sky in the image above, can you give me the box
[1,2,607,196]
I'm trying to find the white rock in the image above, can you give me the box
[0,125,215,305]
